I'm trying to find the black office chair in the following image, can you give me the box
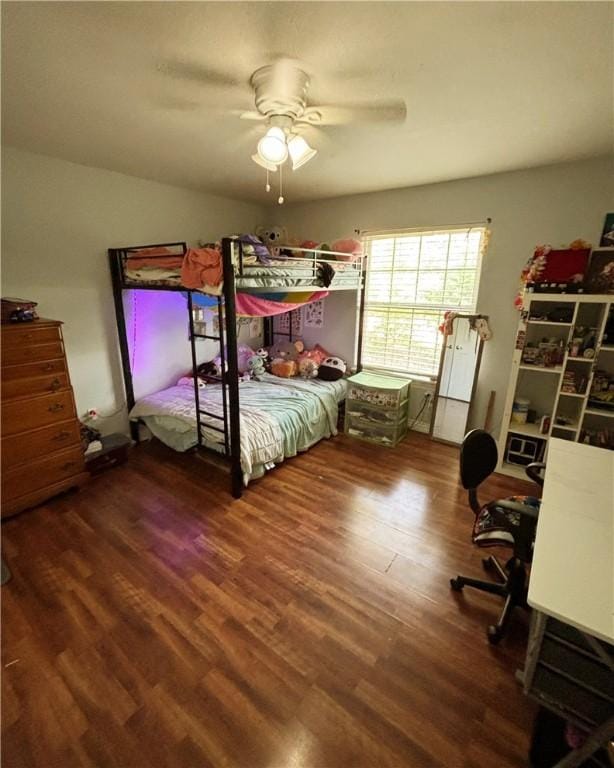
[450,429,544,644]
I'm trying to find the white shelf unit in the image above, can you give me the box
[497,293,613,478]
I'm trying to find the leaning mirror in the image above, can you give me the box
[430,316,485,445]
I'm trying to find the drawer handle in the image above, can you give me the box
[49,378,62,391]
[52,431,72,441]
[48,403,64,413]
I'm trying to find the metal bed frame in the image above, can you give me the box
[109,236,367,499]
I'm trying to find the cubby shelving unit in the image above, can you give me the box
[497,293,613,479]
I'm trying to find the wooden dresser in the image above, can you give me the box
[1,319,88,518]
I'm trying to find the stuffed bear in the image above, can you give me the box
[268,339,304,378]
[255,226,288,257]
[268,339,304,363]
[318,356,346,381]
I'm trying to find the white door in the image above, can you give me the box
[442,320,479,402]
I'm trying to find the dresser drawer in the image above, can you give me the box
[2,445,85,502]
[2,420,81,468]
[2,358,67,382]
[2,372,69,400]
[1,341,64,367]
[1,390,76,436]
[1,325,61,349]
[345,414,407,447]
[346,400,407,425]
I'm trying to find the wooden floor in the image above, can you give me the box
[2,432,538,768]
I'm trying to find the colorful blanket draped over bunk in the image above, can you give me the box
[235,290,328,317]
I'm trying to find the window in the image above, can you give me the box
[361,226,487,377]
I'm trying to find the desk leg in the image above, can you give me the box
[520,610,547,691]
[553,714,614,768]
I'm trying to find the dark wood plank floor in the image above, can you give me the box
[2,432,538,768]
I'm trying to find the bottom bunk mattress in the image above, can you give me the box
[129,373,347,485]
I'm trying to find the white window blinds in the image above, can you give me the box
[362,227,486,377]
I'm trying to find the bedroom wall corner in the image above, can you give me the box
[1,146,267,435]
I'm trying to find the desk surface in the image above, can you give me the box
[528,438,614,644]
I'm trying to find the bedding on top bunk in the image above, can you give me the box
[123,245,360,294]
[129,373,347,485]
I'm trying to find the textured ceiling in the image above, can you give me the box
[2,2,612,203]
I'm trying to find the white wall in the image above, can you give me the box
[1,146,263,434]
[271,157,614,436]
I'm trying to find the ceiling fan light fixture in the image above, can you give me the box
[251,153,278,172]
[287,134,317,170]
[257,126,288,165]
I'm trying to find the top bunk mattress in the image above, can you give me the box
[124,259,360,292]
[129,374,348,484]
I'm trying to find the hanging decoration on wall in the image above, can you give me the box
[304,299,325,328]
[249,317,263,339]
[276,309,303,336]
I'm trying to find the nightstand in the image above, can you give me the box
[345,372,411,447]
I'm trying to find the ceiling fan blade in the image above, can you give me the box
[156,60,242,89]
[237,110,267,122]
[304,100,407,126]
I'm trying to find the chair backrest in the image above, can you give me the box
[460,429,498,494]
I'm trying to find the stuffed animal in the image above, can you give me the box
[256,226,288,257]
[298,357,318,379]
[271,359,297,378]
[247,354,265,380]
[298,344,330,366]
[318,356,346,381]
[213,343,254,375]
[256,346,270,372]
[331,238,363,263]
[268,339,304,363]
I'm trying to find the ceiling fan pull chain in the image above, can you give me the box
[278,163,284,205]
[265,168,271,193]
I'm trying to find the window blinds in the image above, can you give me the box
[362,227,486,377]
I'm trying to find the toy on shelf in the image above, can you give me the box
[521,338,565,367]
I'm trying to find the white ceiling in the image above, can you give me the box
[2,2,612,203]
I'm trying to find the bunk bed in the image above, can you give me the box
[109,236,367,498]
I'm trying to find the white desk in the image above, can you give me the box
[528,438,614,644]
[522,439,614,768]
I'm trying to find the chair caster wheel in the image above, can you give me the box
[450,577,464,592]
[487,625,502,645]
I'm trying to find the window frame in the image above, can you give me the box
[360,225,487,379]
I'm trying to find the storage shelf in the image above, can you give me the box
[583,408,614,419]
[508,423,547,438]
[498,461,533,480]
[519,365,563,374]
[551,422,578,433]
[500,293,613,464]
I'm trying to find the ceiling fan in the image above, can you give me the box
[159,57,407,203]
